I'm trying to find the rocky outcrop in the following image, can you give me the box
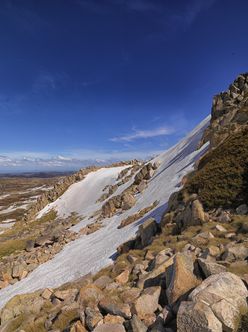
[0,216,79,289]
[166,253,200,309]
[24,161,139,222]
[100,162,158,219]
[118,201,159,228]
[2,75,248,331]
[200,73,248,149]
[177,272,248,331]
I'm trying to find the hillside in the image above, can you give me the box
[0,117,209,310]
[0,74,248,331]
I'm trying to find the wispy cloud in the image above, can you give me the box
[77,0,217,27]
[77,0,160,14]
[32,71,68,95]
[172,0,218,28]
[0,0,49,34]
[110,125,175,142]
[0,148,164,172]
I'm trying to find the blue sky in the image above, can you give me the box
[0,0,248,172]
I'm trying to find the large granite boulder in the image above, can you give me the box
[166,253,200,308]
[177,272,248,331]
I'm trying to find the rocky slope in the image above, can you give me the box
[200,72,248,148]
[0,73,248,332]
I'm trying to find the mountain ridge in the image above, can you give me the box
[0,74,248,331]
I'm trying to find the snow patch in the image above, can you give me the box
[0,116,210,309]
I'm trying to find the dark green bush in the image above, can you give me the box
[186,128,248,209]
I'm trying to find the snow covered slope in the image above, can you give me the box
[0,116,210,309]
[37,166,131,219]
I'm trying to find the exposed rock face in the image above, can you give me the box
[130,314,147,332]
[122,193,136,210]
[197,258,226,278]
[177,301,222,332]
[24,161,139,222]
[200,73,248,149]
[166,253,200,308]
[177,272,248,332]
[175,199,206,231]
[221,243,248,262]
[133,286,161,322]
[98,298,131,319]
[138,218,158,247]
[100,162,158,219]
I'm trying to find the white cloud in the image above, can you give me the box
[0,148,164,172]
[110,126,175,142]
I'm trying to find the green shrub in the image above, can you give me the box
[186,128,248,209]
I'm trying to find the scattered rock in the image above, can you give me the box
[54,288,78,302]
[93,276,113,290]
[70,321,87,332]
[103,314,124,324]
[41,288,53,300]
[236,204,248,215]
[166,253,200,307]
[130,314,147,332]
[138,218,158,247]
[120,288,141,304]
[85,307,103,330]
[222,243,248,262]
[215,224,227,232]
[99,298,131,319]
[133,286,161,321]
[115,269,130,285]
[25,240,35,252]
[92,324,125,332]
[122,193,136,210]
[197,258,226,278]
[79,285,104,307]
[177,301,222,332]
[178,272,248,331]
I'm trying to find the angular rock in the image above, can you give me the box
[93,324,125,332]
[12,263,27,280]
[122,192,136,210]
[197,258,226,278]
[137,180,147,193]
[35,235,53,247]
[93,275,113,290]
[138,218,157,247]
[41,288,53,300]
[25,240,35,252]
[70,321,87,332]
[130,314,147,332]
[184,272,248,331]
[103,314,124,324]
[177,301,222,332]
[137,256,174,289]
[154,248,173,266]
[133,286,161,320]
[215,224,227,232]
[166,253,200,307]
[191,199,206,225]
[222,243,248,262]
[79,284,104,307]
[120,288,141,304]
[54,288,78,302]
[115,269,130,285]
[85,306,103,330]
[98,298,131,319]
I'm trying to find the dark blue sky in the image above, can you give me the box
[0,0,248,171]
